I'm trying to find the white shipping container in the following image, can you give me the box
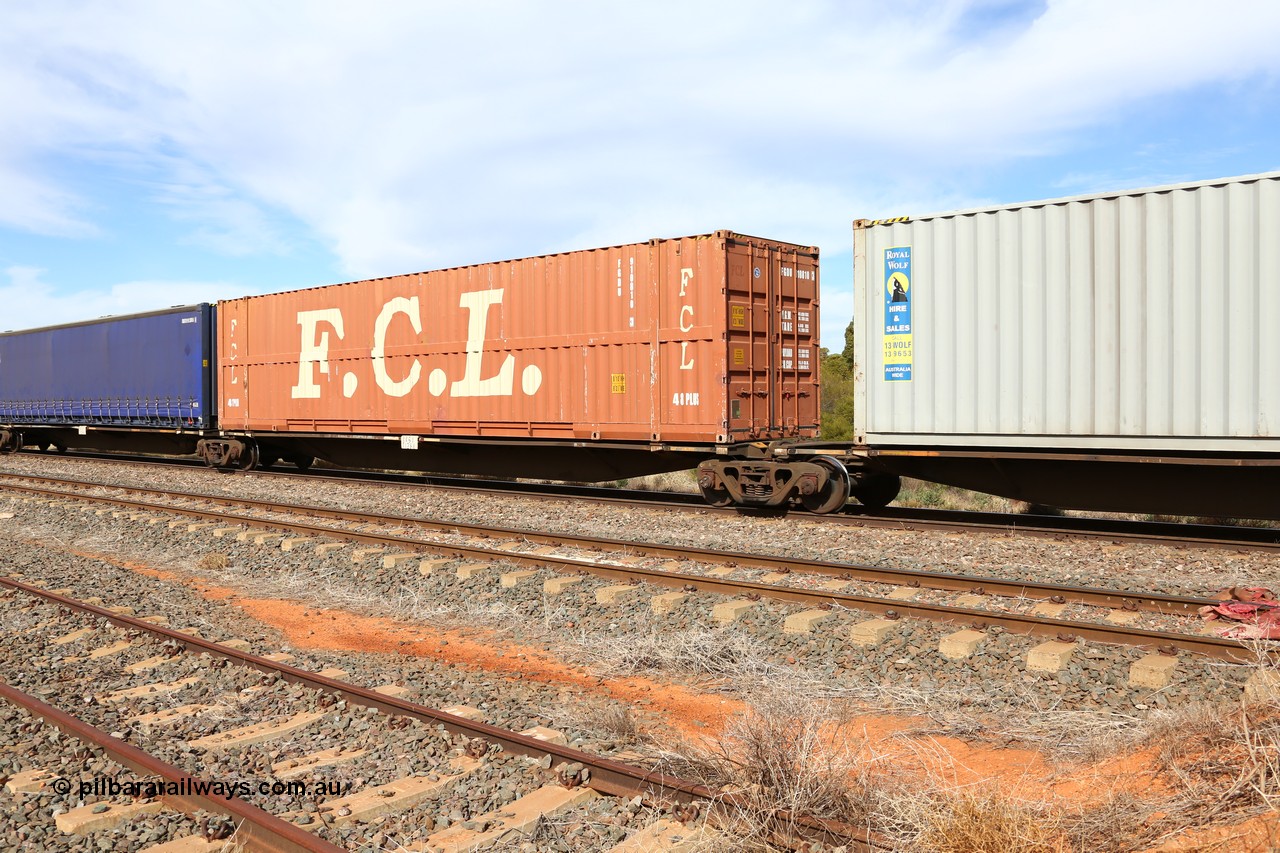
[853,171,1280,453]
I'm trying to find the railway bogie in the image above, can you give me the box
[697,454,870,514]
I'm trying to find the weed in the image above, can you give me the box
[558,700,643,746]
[914,789,1061,853]
[576,626,775,681]
[615,470,699,493]
[196,552,229,571]
[653,691,908,850]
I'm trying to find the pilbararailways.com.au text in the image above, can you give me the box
[61,777,352,799]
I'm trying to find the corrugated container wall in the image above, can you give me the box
[219,232,819,444]
[0,305,215,429]
[853,172,1280,453]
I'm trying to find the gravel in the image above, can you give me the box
[0,599,694,851]
[0,699,222,852]
[5,454,1278,598]
[0,471,1260,720]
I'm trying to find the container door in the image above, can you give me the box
[217,300,248,430]
[776,248,820,436]
[724,239,820,440]
[725,241,775,437]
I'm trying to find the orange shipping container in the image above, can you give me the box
[217,231,819,445]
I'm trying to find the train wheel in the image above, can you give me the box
[258,452,279,470]
[288,455,314,472]
[237,442,260,471]
[801,458,850,514]
[852,472,901,509]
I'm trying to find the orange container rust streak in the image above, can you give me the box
[216,232,820,444]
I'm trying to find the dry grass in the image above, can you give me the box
[1143,690,1280,825]
[573,625,777,683]
[651,691,912,850]
[615,469,699,493]
[912,790,1062,853]
[907,787,1175,853]
[1071,790,1191,853]
[196,552,229,571]
[896,476,1280,528]
[556,699,643,746]
[194,558,529,635]
[642,683,1189,852]
[841,669,1280,850]
[834,678,1146,765]
[895,478,1037,513]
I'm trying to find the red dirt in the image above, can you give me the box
[38,540,744,741]
[1143,813,1280,852]
[238,595,745,741]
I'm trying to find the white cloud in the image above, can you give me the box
[148,159,294,257]
[0,165,100,238]
[0,266,261,332]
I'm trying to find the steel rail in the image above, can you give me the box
[14,451,1280,553]
[0,680,346,853]
[277,468,1280,553]
[0,475,1227,616]
[0,577,889,851]
[0,483,1257,663]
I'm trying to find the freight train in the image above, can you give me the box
[2,171,1279,520]
[0,232,882,515]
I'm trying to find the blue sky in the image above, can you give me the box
[1,0,1278,349]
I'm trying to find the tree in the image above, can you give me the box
[841,317,855,370]
[819,349,855,440]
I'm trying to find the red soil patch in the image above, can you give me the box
[236,595,744,741]
[1143,813,1280,853]
[26,538,741,740]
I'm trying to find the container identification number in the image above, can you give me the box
[781,346,812,371]
[779,310,811,334]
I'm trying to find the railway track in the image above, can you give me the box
[1,682,346,853]
[17,448,1280,554]
[0,472,1261,668]
[1,577,884,851]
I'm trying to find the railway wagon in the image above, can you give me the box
[204,231,850,507]
[0,306,216,457]
[850,170,1280,519]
